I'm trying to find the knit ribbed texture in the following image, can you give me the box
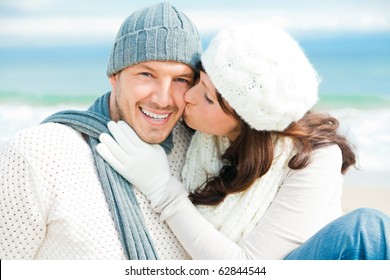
[107,2,202,76]
[41,92,175,259]
[0,119,193,259]
[202,24,319,131]
[181,132,295,244]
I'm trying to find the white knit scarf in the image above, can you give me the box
[181,132,295,244]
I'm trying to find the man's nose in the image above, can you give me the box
[152,81,173,108]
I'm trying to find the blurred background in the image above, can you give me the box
[0,0,389,213]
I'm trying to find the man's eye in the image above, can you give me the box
[176,78,190,84]
[140,72,152,77]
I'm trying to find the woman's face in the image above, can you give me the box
[183,71,241,141]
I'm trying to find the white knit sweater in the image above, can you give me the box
[0,121,192,260]
[160,143,344,259]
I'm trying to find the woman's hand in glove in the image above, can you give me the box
[96,121,171,208]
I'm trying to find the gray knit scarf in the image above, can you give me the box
[42,92,173,259]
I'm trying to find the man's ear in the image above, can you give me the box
[109,74,118,90]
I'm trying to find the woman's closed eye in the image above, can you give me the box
[204,93,214,104]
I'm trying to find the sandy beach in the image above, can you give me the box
[342,170,390,216]
[343,185,390,216]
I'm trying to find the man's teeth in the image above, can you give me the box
[141,108,169,120]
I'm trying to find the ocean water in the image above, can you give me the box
[0,32,389,183]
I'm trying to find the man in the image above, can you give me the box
[0,2,202,260]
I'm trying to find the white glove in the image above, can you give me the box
[96,121,171,208]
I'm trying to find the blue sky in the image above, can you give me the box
[0,0,389,47]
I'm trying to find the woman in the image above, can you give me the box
[97,24,390,259]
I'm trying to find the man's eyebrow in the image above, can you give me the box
[137,65,194,78]
[179,72,195,78]
[137,65,155,72]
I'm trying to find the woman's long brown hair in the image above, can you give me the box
[189,96,356,206]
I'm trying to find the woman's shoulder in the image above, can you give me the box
[311,144,342,164]
[285,144,343,180]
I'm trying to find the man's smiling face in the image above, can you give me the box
[109,60,195,143]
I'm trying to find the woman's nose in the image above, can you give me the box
[184,87,196,104]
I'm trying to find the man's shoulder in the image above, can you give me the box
[5,122,86,154]
[168,121,194,177]
[14,122,80,139]
[172,120,194,143]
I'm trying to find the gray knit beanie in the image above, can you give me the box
[107,2,202,76]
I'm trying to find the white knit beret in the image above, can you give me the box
[201,24,320,131]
